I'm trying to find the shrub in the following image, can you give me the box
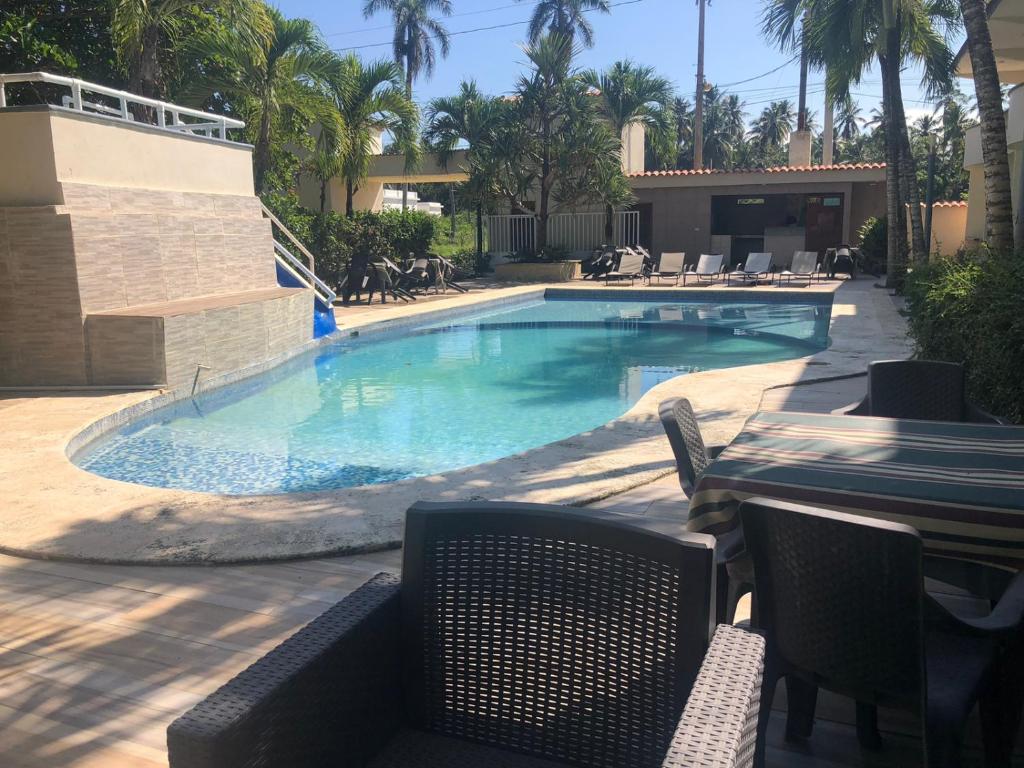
[856,216,886,275]
[904,248,1024,423]
[259,196,439,289]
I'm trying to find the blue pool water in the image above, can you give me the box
[74,295,831,494]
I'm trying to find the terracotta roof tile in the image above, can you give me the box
[931,200,967,208]
[629,162,886,177]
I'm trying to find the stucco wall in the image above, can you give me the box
[632,179,884,259]
[0,106,255,206]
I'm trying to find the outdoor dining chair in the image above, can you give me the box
[726,253,773,286]
[839,359,1007,424]
[682,253,725,286]
[167,501,766,768]
[650,252,686,284]
[660,398,753,626]
[740,497,1024,768]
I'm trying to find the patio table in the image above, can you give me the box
[687,411,1024,571]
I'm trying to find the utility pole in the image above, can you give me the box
[693,0,706,169]
[822,91,834,165]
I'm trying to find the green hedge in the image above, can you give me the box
[904,249,1024,423]
[262,193,438,288]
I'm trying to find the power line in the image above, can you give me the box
[332,0,647,52]
[324,2,525,38]
[716,55,800,88]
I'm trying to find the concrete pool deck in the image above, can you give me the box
[0,279,912,563]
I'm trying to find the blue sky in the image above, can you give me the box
[276,0,964,127]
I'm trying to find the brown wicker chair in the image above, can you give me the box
[167,501,766,768]
[739,497,1024,768]
[839,360,1007,424]
[660,399,753,626]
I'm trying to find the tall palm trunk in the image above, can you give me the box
[960,0,1014,251]
[476,202,483,256]
[401,48,413,213]
[346,178,356,217]
[253,102,273,193]
[891,87,926,260]
[880,50,906,290]
[693,0,706,169]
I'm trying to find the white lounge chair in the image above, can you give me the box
[727,252,773,286]
[777,250,821,287]
[682,253,725,286]
[604,250,646,285]
[650,252,686,284]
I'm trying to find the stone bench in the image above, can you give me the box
[85,287,311,388]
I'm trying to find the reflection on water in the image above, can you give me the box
[75,297,831,495]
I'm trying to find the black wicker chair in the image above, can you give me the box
[167,501,767,768]
[660,399,753,626]
[839,359,1007,424]
[739,497,1024,768]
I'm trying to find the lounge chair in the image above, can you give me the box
[837,359,1007,423]
[604,249,646,285]
[435,254,469,293]
[740,497,1024,768]
[682,253,725,286]
[776,250,820,286]
[377,256,419,302]
[660,399,752,626]
[650,251,686,285]
[168,501,767,768]
[403,256,436,293]
[583,246,616,279]
[726,252,773,286]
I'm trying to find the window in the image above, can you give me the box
[737,198,765,205]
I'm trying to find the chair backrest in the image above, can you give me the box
[740,498,925,708]
[790,250,818,275]
[694,253,723,275]
[743,252,772,273]
[658,399,710,496]
[412,257,430,271]
[401,501,716,768]
[616,250,645,275]
[867,359,967,421]
[658,252,685,273]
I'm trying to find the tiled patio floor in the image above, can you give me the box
[6,373,1006,767]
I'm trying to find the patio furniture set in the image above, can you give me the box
[343,254,472,304]
[587,247,855,288]
[167,361,1023,768]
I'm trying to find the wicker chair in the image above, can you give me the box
[739,497,1024,768]
[660,399,753,626]
[839,360,1006,424]
[167,501,767,768]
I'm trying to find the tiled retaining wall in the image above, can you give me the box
[0,182,288,387]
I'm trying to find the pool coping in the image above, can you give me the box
[0,279,912,564]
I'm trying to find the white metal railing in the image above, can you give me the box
[0,71,245,142]
[262,203,317,276]
[486,211,639,254]
[274,240,336,306]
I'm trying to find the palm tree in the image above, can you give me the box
[522,0,611,48]
[959,0,1014,249]
[750,99,795,149]
[185,8,338,193]
[763,0,955,286]
[834,95,861,140]
[324,54,420,216]
[425,80,503,254]
[111,0,270,100]
[581,60,673,234]
[363,0,452,210]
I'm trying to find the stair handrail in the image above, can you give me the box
[261,203,318,277]
[274,240,336,306]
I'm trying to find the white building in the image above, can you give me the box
[381,187,443,215]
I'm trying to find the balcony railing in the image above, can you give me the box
[0,71,245,143]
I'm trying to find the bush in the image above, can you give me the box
[260,196,438,289]
[856,216,887,275]
[904,249,1024,423]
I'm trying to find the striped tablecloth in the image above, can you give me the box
[688,411,1024,570]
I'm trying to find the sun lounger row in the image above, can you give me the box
[593,248,827,287]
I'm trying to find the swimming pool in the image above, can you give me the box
[73,293,832,495]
